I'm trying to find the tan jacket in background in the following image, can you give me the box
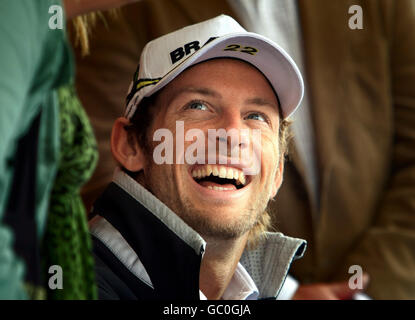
[74,0,415,299]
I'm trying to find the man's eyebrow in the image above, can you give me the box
[245,97,279,110]
[170,87,279,110]
[172,87,222,100]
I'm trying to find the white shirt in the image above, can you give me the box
[199,262,259,300]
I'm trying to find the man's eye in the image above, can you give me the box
[186,101,208,111]
[245,113,267,122]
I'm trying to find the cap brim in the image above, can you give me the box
[140,32,304,119]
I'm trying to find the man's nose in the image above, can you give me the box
[220,110,243,131]
[214,112,249,155]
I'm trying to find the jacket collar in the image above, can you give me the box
[111,167,206,255]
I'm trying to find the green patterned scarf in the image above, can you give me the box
[41,83,98,299]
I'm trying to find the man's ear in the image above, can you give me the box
[270,154,284,199]
[111,117,146,172]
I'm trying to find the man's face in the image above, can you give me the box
[138,58,283,240]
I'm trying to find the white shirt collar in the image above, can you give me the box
[199,262,259,300]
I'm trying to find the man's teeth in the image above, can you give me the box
[191,165,246,185]
[207,186,234,191]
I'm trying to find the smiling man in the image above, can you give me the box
[89,15,306,300]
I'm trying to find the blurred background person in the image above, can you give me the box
[74,0,415,299]
[0,0,136,299]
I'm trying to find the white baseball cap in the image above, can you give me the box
[125,15,304,120]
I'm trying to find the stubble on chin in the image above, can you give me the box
[143,163,273,241]
[171,193,269,241]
